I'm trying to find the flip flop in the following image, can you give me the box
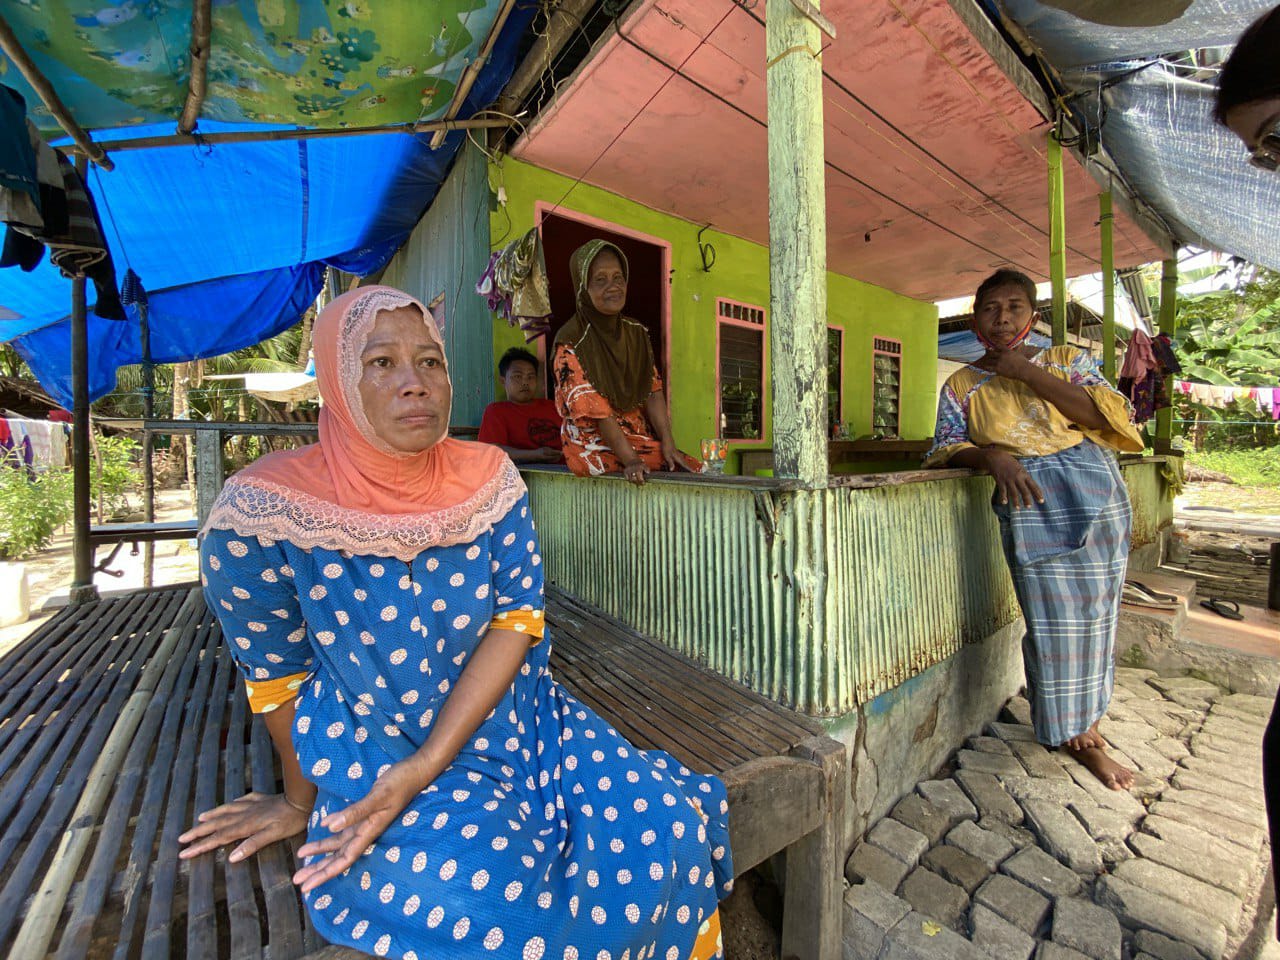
[1125,579,1179,603]
[1199,597,1245,621]
[1122,580,1180,609]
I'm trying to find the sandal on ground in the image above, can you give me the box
[1122,580,1181,609]
[1199,597,1244,621]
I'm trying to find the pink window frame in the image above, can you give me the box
[714,298,769,445]
[532,202,673,393]
[871,336,903,437]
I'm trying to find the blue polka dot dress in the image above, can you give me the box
[201,491,733,960]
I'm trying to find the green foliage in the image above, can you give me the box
[93,434,141,519]
[1186,447,1280,488]
[0,453,72,560]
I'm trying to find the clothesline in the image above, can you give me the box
[1174,380,1280,421]
[1,414,69,472]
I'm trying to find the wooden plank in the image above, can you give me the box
[10,591,204,960]
[248,713,305,958]
[186,633,237,958]
[718,756,824,874]
[780,736,847,960]
[222,659,264,960]
[60,602,210,960]
[89,520,199,546]
[137,614,222,960]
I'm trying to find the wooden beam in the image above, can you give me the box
[494,0,597,118]
[1048,133,1067,345]
[1099,190,1117,382]
[178,0,213,135]
[0,13,112,170]
[766,0,828,488]
[1155,256,1178,446]
[69,154,98,606]
[429,0,520,149]
[68,117,511,155]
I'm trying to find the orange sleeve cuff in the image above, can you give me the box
[492,609,546,644]
[244,672,309,713]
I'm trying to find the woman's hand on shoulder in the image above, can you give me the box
[178,791,310,863]
[292,759,426,894]
[985,449,1045,509]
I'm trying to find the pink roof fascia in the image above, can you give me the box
[513,0,1165,302]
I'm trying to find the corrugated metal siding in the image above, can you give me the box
[826,477,1020,705]
[525,460,1174,717]
[380,142,493,427]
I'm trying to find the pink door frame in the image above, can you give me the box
[533,202,674,397]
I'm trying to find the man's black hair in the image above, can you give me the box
[498,347,539,377]
[1214,6,1280,125]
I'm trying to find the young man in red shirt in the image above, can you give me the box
[478,348,564,464]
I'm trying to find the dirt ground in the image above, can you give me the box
[0,487,201,657]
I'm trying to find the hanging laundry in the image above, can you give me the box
[476,227,552,341]
[0,85,40,230]
[1118,328,1178,422]
[10,152,125,320]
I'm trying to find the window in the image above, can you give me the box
[716,299,766,440]
[872,337,902,438]
[827,327,843,436]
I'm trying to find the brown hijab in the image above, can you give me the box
[553,240,655,413]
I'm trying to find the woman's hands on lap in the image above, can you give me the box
[178,791,311,864]
[293,759,426,894]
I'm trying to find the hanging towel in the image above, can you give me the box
[0,86,40,226]
[477,227,553,341]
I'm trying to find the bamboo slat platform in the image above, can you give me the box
[0,584,845,960]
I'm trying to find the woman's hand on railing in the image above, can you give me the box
[177,791,310,863]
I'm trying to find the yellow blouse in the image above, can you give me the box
[924,346,1143,468]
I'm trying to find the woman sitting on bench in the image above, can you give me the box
[180,285,732,960]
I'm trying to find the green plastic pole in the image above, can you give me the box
[766,0,828,488]
[1048,134,1067,346]
[1099,191,1116,382]
[1155,257,1178,447]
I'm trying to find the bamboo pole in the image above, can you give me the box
[67,117,510,156]
[178,0,213,134]
[0,13,112,171]
[766,0,828,489]
[429,0,520,149]
[69,159,97,605]
[493,0,597,118]
[1047,133,1067,345]
[9,589,204,959]
[1155,256,1178,449]
[1099,191,1116,382]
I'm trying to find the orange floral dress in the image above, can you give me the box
[552,343,702,477]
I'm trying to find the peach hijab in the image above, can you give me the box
[203,285,523,560]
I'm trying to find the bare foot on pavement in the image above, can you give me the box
[1066,744,1134,790]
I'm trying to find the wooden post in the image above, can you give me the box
[139,300,155,589]
[1155,256,1178,448]
[194,428,225,528]
[1099,191,1116,382]
[1047,134,1067,346]
[766,0,828,488]
[69,157,97,606]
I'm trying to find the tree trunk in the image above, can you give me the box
[172,361,191,496]
[298,307,314,371]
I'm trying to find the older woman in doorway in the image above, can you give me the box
[178,285,732,960]
[552,240,701,484]
[925,268,1144,789]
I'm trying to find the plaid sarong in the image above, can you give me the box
[995,440,1131,746]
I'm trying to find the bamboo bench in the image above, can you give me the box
[0,584,845,960]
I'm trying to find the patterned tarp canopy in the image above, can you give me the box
[0,0,533,406]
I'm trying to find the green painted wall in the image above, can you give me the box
[490,158,938,473]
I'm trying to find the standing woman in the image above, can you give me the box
[925,269,1145,789]
[553,240,701,484]
[179,285,732,960]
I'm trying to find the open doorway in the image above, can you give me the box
[536,208,670,398]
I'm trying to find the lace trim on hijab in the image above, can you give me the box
[202,459,527,561]
[339,287,445,459]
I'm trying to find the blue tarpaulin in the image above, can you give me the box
[0,2,534,407]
